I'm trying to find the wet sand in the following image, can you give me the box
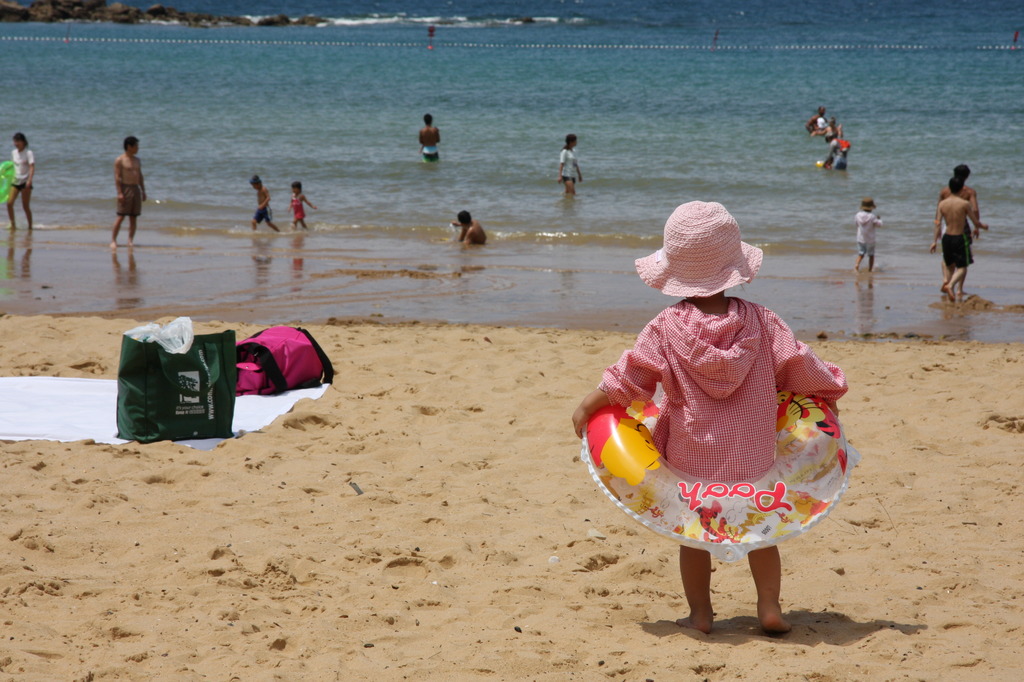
[2,226,1023,341]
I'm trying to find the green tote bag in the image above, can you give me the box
[116,331,237,443]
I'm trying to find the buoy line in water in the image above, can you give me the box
[1,35,1020,50]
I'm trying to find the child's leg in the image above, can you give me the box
[950,266,967,300]
[868,254,875,271]
[676,546,714,633]
[747,546,791,634]
[943,266,966,301]
[854,254,862,271]
[127,216,137,247]
[21,187,32,229]
[7,190,18,228]
[266,220,280,233]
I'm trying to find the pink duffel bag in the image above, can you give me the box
[236,326,334,396]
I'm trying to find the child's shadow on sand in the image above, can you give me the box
[640,610,925,644]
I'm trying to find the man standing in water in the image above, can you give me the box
[931,176,986,302]
[419,113,440,162]
[805,106,827,135]
[110,136,146,249]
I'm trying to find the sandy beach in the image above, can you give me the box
[1,312,1022,680]
[3,2,1022,676]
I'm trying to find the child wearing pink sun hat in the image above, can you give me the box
[572,200,848,636]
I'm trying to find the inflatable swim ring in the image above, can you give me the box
[0,162,14,204]
[582,391,860,562]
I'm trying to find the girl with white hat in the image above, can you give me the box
[572,200,849,634]
[854,197,882,272]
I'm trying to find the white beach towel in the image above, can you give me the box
[0,376,328,450]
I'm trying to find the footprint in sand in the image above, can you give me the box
[383,557,430,579]
[281,411,334,431]
[981,414,1024,434]
[581,553,620,572]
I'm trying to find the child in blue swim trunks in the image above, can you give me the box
[250,175,280,232]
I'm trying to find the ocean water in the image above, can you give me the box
[1,0,1023,339]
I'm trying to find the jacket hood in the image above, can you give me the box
[666,299,763,399]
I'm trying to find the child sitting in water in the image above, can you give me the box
[450,210,486,246]
[289,181,318,230]
[571,201,848,634]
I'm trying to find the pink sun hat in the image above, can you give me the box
[635,201,763,298]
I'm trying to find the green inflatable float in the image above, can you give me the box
[0,161,14,203]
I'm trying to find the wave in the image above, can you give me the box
[29,218,870,256]
[15,221,848,255]
[234,14,571,28]
[151,221,660,246]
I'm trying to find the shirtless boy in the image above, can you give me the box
[937,165,981,234]
[249,175,280,232]
[419,113,441,162]
[931,176,986,302]
[451,210,486,246]
[936,164,983,294]
[110,136,146,249]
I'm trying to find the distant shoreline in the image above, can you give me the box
[0,0,325,27]
[0,1,541,27]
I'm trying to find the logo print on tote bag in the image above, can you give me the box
[178,371,200,403]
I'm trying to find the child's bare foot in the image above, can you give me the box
[940,284,955,302]
[110,241,118,250]
[676,609,713,634]
[757,601,791,635]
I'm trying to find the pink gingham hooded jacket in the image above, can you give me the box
[600,297,847,482]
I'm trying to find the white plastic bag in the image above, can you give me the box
[123,317,194,354]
